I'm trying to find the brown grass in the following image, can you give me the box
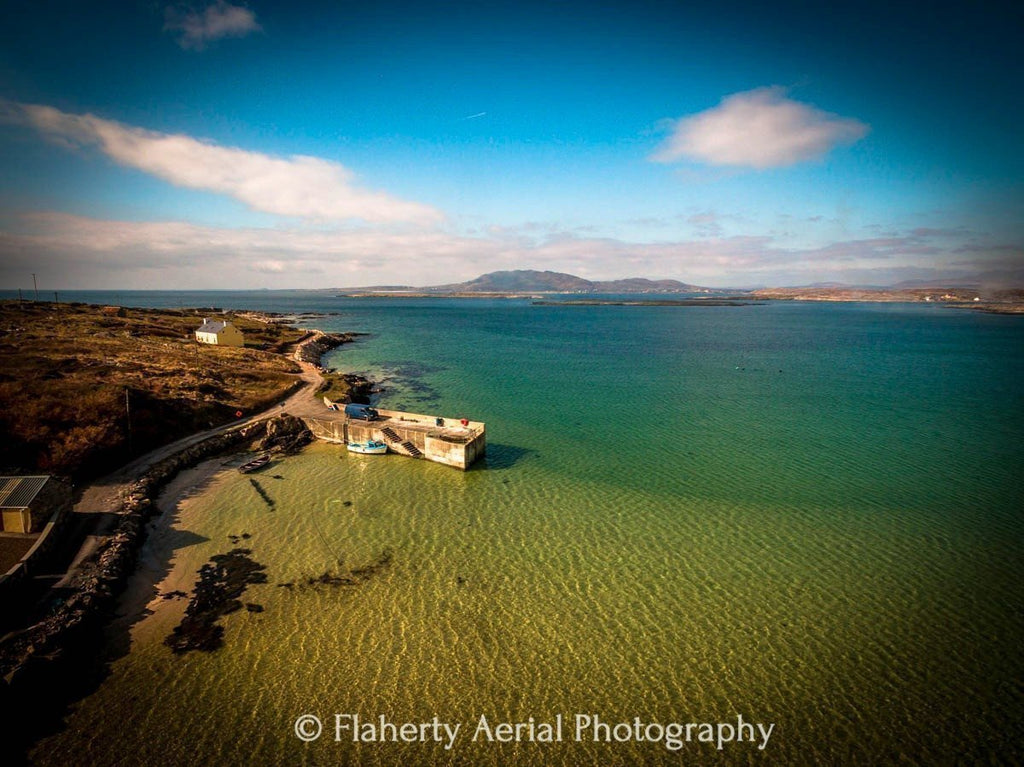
[0,301,306,480]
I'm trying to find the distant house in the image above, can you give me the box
[0,476,72,534]
[195,318,245,347]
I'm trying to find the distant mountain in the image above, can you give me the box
[430,270,591,292]
[427,270,712,294]
[337,268,1022,296]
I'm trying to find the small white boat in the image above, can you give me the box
[347,440,388,455]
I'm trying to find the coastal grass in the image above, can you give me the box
[0,301,305,480]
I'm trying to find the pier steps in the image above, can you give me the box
[381,427,423,458]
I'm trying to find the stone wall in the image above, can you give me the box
[0,419,269,687]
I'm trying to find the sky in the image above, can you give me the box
[0,0,1021,290]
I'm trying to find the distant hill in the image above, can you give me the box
[430,270,590,292]
[426,270,711,294]
[338,267,1023,296]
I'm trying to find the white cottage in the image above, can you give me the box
[195,318,245,347]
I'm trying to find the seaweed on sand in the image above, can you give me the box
[302,548,393,588]
[164,548,268,654]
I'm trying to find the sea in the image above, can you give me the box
[16,291,1024,765]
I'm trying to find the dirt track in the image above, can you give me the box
[56,335,327,587]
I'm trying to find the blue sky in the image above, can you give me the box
[0,0,1021,289]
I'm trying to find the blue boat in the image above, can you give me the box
[347,440,388,455]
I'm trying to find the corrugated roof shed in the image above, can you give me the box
[0,476,51,508]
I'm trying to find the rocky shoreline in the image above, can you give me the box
[293,329,377,404]
[292,329,356,365]
[0,413,315,760]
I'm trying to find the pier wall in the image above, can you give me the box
[305,417,347,444]
[303,410,486,470]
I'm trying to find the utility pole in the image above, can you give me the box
[32,273,38,301]
[54,291,59,304]
[125,388,133,456]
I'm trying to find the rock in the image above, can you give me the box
[255,414,312,453]
[294,331,352,365]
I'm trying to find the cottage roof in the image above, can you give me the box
[196,319,232,334]
[0,476,51,508]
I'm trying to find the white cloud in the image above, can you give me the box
[2,211,1014,291]
[165,2,262,50]
[11,102,442,225]
[652,87,869,169]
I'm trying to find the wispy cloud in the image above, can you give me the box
[8,102,442,225]
[164,2,262,50]
[652,86,869,169]
[686,211,724,238]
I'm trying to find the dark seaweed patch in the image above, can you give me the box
[164,548,268,654]
[371,361,446,408]
[301,548,393,589]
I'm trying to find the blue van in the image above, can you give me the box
[344,403,380,421]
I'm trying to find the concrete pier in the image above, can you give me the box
[304,407,486,470]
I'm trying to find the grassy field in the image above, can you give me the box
[0,301,306,481]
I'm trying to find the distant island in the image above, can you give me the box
[749,286,1024,314]
[338,269,722,296]
[335,269,1024,313]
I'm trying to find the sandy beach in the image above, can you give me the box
[109,457,242,649]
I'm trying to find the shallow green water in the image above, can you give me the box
[33,298,1024,765]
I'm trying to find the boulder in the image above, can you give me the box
[255,414,312,453]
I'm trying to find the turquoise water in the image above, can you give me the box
[31,296,1024,765]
